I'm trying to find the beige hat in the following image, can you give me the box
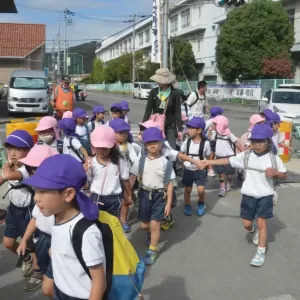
[150,68,176,85]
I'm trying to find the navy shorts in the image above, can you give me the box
[210,140,216,152]
[182,169,207,187]
[90,193,121,217]
[214,157,235,176]
[240,194,274,220]
[4,202,33,239]
[54,286,87,300]
[35,231,53,279]
[138,188,165,222]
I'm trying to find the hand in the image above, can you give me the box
[207,126,213,132]
[16,240,27,256]
[125,195,133,205]
[265,168,278,178]
[177,132,183,141]
[194,160,207,170]
[164,204,171,217]
[288,146,293,151]
[83,157,92,171]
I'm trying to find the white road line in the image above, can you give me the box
[259,295,296,300]
[88,92,147,105]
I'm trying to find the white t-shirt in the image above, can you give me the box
[214,132,237,157]
[131,156,176,189]
[63,136,84,162]
[186,91,207,117]
[118,142,137,169]
[32,205,54,235]
[51,213,105,299]
[205,119,213,131]
[88,156,129,196]
[88,121,103,132]
[6,165,31,207]
[272,131,284,151]
[229,151,286,198]
[180,139,211,171]
[76,125,89,141]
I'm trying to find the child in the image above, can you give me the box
[203,124,287,267]
[1,130,35,280]
[205,106,224,177]
[120,100,130,124]
[86,125,132,218]
[180,117,211,216]
[73,108,92,156]
[17,144,58,294]
[106,103,123,125]
[35,116,63,153]
[88,105,106,132]
[22,154,106,299]
[58,118,89,163]
[176,113,189,150]
[109,118,137,232]
[208,115,242,197]
[130,127,175,265]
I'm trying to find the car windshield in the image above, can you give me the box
[272,91,300,104]
[141,84,153,89]
[10,77,47,90]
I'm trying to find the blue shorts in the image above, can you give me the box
[138,188,165,222]
[182,169,207,187]
[210,140,216,152]
[54,285,87,300]
[4,202,34,239]
[214,157,235,176]
[90,193,121,217]
[35,231,53,279]
[240,194,274,220]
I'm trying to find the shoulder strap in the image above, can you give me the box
[163,158,173,187]
[269,152,278,170]
[92,121,95,131]
[186,138,191,156]
[70,138,84,163]
[3,183,35,204]
[199,139,206,160]
[56,140,63,154]
[72,218,113,300]
[189,91,200,108]
[138,154,147,181]
[37,141,43,145]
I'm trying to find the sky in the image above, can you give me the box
[0,0,157,51]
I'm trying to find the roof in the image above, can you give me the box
[0,23,46,58]
[12,70,46,78]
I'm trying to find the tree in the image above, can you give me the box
[90,58,104,83]
[171,39,197,80]
[215,0,295,82]
[262,57,294,79]
[137,60,160,82]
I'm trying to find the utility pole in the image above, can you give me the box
[64,16,67,75]
[51,38,56,82]
[57,19,61,83]
[132,14,136,83]
[169,41,173,72]
[162,0,169,68]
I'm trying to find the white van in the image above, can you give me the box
[132,82,157,99]
[8,70,50,115]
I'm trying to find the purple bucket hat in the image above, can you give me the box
[23,154,99,221]
[58,118,79,138]
[270,112,282,123]
[209,106,224,118]
[110,103,123,111]
[142,127,164,143]
[250,124,273,140]
[5,130,34,148]
[90,105,106,122]
[262,109,274,121]
[73,108,87,119]
[120,100,130,111]
[109,118,130,132]
[186,117,206,129]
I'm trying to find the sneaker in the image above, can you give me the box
[24,270,43,291]
[161,218,175,231]
[197,202,206,216]
[226,182,231,192]
[218,189,226,197]
[122,222,132,233]
[252,228,259,246]
[207,169,215,177]
[250,251,265,267]
[184,204,192,216]
[144,249,158,266]
[146,232,151,247]
[21,254,33,277]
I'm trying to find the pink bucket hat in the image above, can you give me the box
[181,113,189,121]
[248,114,265,131]
[19,144,59,167]
[138,120,160,129]
[212,115,231,136]
[62,111,73,119]
[90,125,116,148]
[35,116,60,140]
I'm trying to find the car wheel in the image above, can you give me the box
[139,93,141,99]
[133,93,136,99]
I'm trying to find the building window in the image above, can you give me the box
[197,40,201,52]
[110,49,112,58]
[286,8,295,27]
[181,9,190,29]
[170,15,178,33]
[138,32,143,46]
[145,29,150,43]
[144,51,150,59]
[116,45,119,55]
[198,7,201,18]
[120,44,123,54]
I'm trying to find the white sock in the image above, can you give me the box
[257,247,266,255]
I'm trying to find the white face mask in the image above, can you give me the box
[39,135,54,144]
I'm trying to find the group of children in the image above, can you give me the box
[0,100,290,299]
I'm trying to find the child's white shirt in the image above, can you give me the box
[214,132,237,157]
[131,155,176,189]
[205,119,214,131]
[229,151,286,198]
[87,120,102,132]
[88,156,129,196]
[51,213,105,298]
[32,205,54,235]
[63,136,83,162]
[272,131,285,151]
[118,142,137,169]
[75,125,89,141]
[6,165,31,207]
[180,139,211,171]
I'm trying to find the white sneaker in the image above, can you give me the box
[252,228,259,246]
[207,169,215,177]
[250,251,265,267]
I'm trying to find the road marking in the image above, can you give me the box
[88,92,146,105]
[259,295,296,300]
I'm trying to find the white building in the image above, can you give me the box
[95,0,300,82]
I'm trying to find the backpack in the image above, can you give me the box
[215,134,236,155]
[72,211,145,300]
[67,137,85,163]
[186,138,206,160]
[78,124,92,156]
[243,150,279,205]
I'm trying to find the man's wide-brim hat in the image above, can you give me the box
[150,68,176,85]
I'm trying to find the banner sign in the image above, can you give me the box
[151,0,161,64]
[206,84,261,100]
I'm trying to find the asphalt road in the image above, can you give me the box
[0,92,300,300]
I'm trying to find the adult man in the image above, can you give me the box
[186,81,208,118]
[51,75,74,120]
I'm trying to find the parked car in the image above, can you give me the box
[132,82,157,99]
[8,70,50,115]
